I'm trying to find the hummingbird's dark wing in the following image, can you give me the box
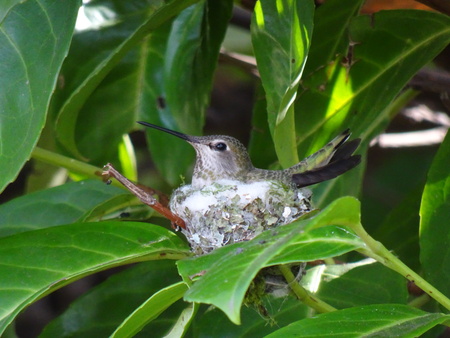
[292,138,361,188]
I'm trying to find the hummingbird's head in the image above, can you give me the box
[138,122,254,188]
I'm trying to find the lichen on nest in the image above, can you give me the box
[170,180,312,255]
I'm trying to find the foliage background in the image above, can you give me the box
[0,0,450,337]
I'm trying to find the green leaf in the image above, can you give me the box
[164,0,233,134]
[111,282,188,338]
[0,180,129,237]
[0,0,80,193]
[138,21,195,186]
[248,84,278,169]
[316,262,408,309]
[178,197,363,324]
[164,303,197,338]
[251,0,314,167]
[266,304,450,337]
[41,260,183,337]
[141,0,233,186]
[0,0,22,25]
[420,129,450,299]
[303,0,364,75]
[53,0,199,159]
[374,186,422,270]
[296,10,450,152]
[0,221,190,335]
[193,297,308,336]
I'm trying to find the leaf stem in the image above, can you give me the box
[278,265,337,313]
[351,222,450,311]
[31,147,124,189]
[408,294,430,309]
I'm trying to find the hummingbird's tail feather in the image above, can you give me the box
[292,154,361,188]
[289,130,361,188]
[331,138,361,162]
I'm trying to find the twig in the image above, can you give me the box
[278,264,337,313]
[102,163,186,229]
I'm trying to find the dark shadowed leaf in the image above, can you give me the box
[41,260,184,337]
[316,262,408,309]
[111,282,188,338]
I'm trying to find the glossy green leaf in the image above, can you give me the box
[420,129,450,299]
[295,8,450,203]
[303,0,364,76]
[41,260,183,337]
[0,221,190,335]
[54,0,199,159]
[0,180,132,237]
[296,10,450,152]
[0,0,80,193]
[266,304,450,337]
[111,282,188,338]
[251,0,314,167]
[178,197,363,324]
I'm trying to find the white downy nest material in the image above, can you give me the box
[170,180,312,255]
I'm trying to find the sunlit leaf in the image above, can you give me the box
[251,0,314,167]
[420,129,450,299]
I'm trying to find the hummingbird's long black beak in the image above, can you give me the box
[137,121,192,142]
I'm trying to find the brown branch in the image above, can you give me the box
[102,163,186,229]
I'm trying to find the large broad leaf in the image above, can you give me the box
[178,197,363,324]
[140,0,233,186]
[0,0,22,25]
[41,260,184,337]
[420,129,450,299]
[0,0,80,193]
[0,180,133,237]
[295,7,450,204]
[0,221,190,335]
[251,0,314,167]
[296,9,450,153]
[53,0,199,159]
[266,304,450,337]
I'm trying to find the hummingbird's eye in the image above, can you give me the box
[214,142,227,151]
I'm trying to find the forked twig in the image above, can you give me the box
[102,163,186,229]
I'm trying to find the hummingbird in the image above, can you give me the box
[137,121,361,189]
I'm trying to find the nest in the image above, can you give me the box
[170,180,312,255]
